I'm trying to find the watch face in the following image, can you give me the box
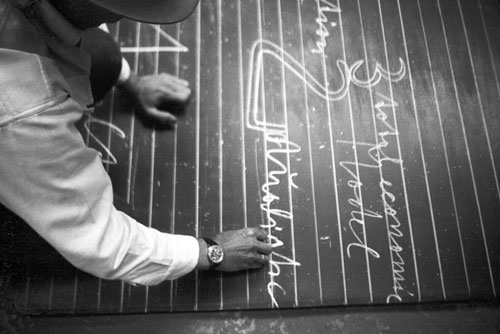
[207,245,224,264]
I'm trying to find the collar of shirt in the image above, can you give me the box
[1,0,93,109]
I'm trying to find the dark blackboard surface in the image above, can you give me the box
[2,0,500,314]
[7,302,500,334]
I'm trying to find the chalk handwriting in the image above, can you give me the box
[267,252,301,308]
[338,92,408,303]
[120,24,188,53]
[256,127,302,307]
[246,37,409,305]
[246,39,406,131]
[350,58,406,89]
[82,115,126,165]
[339,158,383,259]
[375,93,407,302]
[246,40,306,306]
[382,177,406,303]
[312,0,341,54]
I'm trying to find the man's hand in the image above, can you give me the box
[197,228,273,272]
[121,72,191,126]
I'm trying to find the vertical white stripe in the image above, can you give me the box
[478,0,500,110]
[297,0,323,305]
[236,0,251,308]
[378,0,422,300]
[398,0,447,299]
[395,0,422,302]
[416,0,470,295]
[276,0,299,307]
[437,0,495,296]
[194,5,201,311]
[72,271,77,312]
[332,0,348,305]
[118,25,125,313]
[96,277,101,312]
[121,21,142,314]
[144,23,161,314]
[217,0,224,310]
[170,22,181,313]
[256,0,275,307]
[105,21,121,175]
[98,21,122,314]
[356,0,382,303]
[48,274,54,311]
[458,0,500,215]
[374,0,403,305]
[119,281,124,313]
[126,23,141,204]
[338,0,364,304]
[456,0,496,297]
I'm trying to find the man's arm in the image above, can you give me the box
[83,24,191,125]
[0,87,271,285]
[0,75,199,285]
[1,0,272,287]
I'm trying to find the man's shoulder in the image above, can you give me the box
[0,0,12,35]
[0,0,49,56]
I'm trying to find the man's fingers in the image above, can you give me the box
[246,228,272,254]
[174,77,189,86]
[248,255,269,269]
[252,227,269,242]
[159,73,189,86]
[248,254,270,270]
[248,262,264,270]
[254,241,273,255]
[158,85,191,104]
[145,107,177,125]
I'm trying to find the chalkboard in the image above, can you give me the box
[7,0,500,314]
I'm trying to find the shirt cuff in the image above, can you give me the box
[160,233,199,280]
[116,57,131,86]
[98,23,109,33]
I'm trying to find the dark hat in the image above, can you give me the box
[87,0,199,24]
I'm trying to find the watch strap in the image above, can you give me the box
[203,237,218,248]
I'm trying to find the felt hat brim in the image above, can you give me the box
[88,0,199,24]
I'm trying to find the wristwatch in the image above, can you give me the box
[203,237,224,268]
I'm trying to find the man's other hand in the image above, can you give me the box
[136,73,191,125]
[197,228,274,272]
[122,72,191,126]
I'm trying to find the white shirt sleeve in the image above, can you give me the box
[0,95,199,286]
